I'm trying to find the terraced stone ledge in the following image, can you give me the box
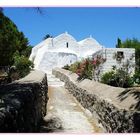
[52,68,140,133]
[0,70,48,132]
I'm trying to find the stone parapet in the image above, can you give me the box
[53,68,140,133]
[0,70,48,132]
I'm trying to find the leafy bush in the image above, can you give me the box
[13,54,34,78]
[69,61,81,73]
[101,68,134,88]
[68,59,93,80]
[78,58,93,80]
[133,71,140,85]
[100,71,115,85]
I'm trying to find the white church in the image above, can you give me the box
[29,32,135,75]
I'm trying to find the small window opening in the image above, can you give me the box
[66,42,69,48]
[117,51,124,59]
[116,51,124,61]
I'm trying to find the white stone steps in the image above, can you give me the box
[48,81,64,87]
[46,72,64,87]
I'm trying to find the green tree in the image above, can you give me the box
[116,38,122,48]
[0,11,31,66]
[20,45,32,57]
[43,34,53,40]
[0,11,34,80]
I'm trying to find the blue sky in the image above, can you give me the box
[3,7,140,48]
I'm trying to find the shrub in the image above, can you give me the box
[101,68,134,88]
[68,56,106,81]
[78,58,93,80]
[133,71,140,85]
[68,58,93,80]
[101,71,115,85]
[69,61,81,73]
[13,54,34,78]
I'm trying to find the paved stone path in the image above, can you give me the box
[40,73,103,133]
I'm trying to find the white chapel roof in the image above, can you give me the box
[78,36,102,49]
[34,38,53,49]
[53,32,77,42]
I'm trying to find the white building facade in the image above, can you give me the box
[29,32,103,72]
[92,48,135,80]
[29,32,135,74]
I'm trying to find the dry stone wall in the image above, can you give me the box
[0,70,48,132]
[53,68,140,133]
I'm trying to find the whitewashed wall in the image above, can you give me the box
[36,52,77,72]
[29,38,53,62]
[29,32,135,74]
[30,32,104,72]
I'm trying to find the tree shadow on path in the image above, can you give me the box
[117,87,140,110]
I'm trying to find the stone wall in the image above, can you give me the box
[101,48,135,74]
[53,68,140,133]
[0,70,48,132]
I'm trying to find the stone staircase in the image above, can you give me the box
[46,71,64,87]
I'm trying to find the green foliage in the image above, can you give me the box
[101,67,133,88]
[20,45,32,57]
[133,71,140,85]
[0,11,31,66]
[68,59,93,80]
[67,55,106,81]
[43,34,53,40]
[13,53,34,78]
[79,58,93,80]
[101,71,115,85]
[0,11,33,80]
[69,61,81,73]
[116,38,122,48]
